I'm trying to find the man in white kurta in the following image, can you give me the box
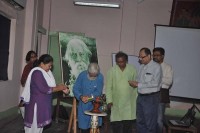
[153,47,173,133]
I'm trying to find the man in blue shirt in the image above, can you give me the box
[73,63,104,133]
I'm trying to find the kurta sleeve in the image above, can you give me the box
[106,69,113,104]
[161,63,173,88]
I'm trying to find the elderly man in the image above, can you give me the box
[73,63,104,133]
[63,38,92,95]
[129,47,162,133]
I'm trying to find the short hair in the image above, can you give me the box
[88,63,100,74]
[153,47,165,56]
[36,54,53,66]
[140,47,151,56]
[63,38,92,62]
[25,50,37,62]
[115,51,128,62]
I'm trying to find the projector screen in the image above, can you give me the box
[155,25,200,100]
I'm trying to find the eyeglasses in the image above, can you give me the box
[138,55,147,60]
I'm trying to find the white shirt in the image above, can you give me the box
[137,60,162,94]
[161,62,173,89]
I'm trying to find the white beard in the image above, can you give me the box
[68,60,88,78]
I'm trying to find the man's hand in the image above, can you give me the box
[128,80,138,88]
[107,102,113,109]
[80,96,89,103]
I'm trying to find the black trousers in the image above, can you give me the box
[111,120,135,133]
[80,128,90,133]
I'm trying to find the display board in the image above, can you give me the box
[155,25,200,100]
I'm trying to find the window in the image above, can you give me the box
[0,14,11,81]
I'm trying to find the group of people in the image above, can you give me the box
[19,46,173,133]
[73,47,173,133]
[128,47,173,133]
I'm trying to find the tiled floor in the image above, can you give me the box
[0,113,112,133]
[0,114,66,133]
[1,113,198,133]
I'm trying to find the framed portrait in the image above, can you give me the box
[48,32,98,97]
[59,32,98,97]
[170,0,200,28]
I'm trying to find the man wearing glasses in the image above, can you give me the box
[129,47,162,133]
[153,47,173,133]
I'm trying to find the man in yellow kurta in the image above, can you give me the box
[106,51,137,133]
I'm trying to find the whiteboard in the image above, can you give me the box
[155,25,200,100]
[112,53,141,72]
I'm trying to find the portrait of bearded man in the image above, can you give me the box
[62,38,92,96]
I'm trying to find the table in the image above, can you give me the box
[84,110,107,133]
[168,123,197,133]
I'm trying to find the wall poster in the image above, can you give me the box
[49,32,98,97]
